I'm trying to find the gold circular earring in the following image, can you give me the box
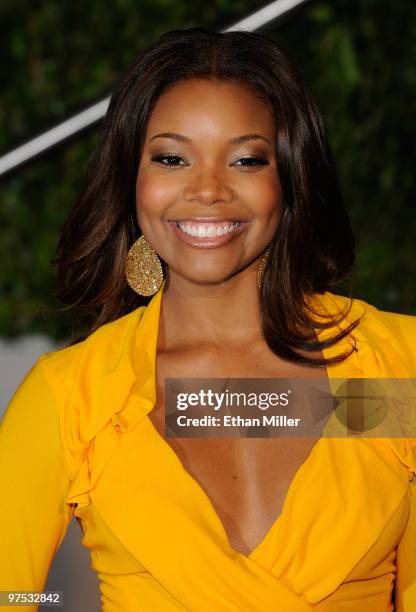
[257,244,273,290]
[125,234,164,297]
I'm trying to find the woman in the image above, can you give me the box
[1,27,415,611]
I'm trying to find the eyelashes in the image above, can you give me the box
[150,154,270,168]
[235,157,270,167]
[150,154,186,167]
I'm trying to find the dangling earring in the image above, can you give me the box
[125,234,164,297]
[257,207,287,290]
[257,244,273,290]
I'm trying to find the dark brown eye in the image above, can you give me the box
[151,154,186,167]
[234,157,269,167]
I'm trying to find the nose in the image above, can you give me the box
[183,168,235,206]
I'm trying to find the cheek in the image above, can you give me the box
[245,175,283,218]
[135,174,171,220]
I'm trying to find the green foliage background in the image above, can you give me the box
[1,0,415,341]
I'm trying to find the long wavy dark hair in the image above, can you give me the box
[54,26,362,366]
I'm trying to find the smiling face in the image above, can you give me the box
[136,78,283,287]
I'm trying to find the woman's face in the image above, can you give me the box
[136,78,283,287]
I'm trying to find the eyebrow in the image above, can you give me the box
[148,132,271,145]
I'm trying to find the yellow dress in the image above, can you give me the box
[1,281,415,611]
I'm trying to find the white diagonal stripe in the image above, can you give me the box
[0,0,309,176]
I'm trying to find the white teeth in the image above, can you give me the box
[177,222,240,238]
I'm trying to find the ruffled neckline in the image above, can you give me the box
[65,282,416,514]
[62,282,416,608]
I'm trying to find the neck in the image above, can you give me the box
[159,266,264,350]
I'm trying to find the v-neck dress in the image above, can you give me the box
[1,282,415,611]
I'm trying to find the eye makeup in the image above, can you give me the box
[150,153,270,168]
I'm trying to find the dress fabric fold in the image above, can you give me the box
[1,280,415,610]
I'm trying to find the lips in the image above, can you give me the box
[167,219,250,248]
[168,217,247,223]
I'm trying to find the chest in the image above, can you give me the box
[147,345,327,555]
